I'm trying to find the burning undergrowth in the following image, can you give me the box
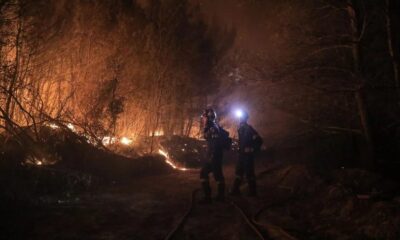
[158,135,207,171]
[0,124,174,206]
[105,134,208,171]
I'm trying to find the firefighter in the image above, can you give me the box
[230,110,262,197]
[199,108,225,203]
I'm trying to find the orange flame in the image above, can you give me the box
[120,137,133,145]
[158,149,188,171]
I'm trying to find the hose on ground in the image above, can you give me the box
[164,188,267,240]
[252,198,300,240]
[164,188,199,240]
[230,200,266,240]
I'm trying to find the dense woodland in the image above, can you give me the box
[1,0,399,167]
[1,1,400,239]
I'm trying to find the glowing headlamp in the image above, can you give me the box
[235,109,244,118]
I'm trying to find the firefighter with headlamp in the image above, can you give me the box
[230,109,263,197]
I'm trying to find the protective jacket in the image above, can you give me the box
[203,121,223,158]
[200,120,225,202]
[230,122,261,196]
[238,122,261,154]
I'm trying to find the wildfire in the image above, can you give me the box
[153,130,164,137]
[28,157,45,166]
[158,149,188,171]
[67,123,76,131]
[47,123,60,129]
[102,136,117,146]
[45,121,135,147]
[120,137,133,145]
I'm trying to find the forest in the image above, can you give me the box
[1,0,400,239]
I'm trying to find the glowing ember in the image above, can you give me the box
[158,149,188,171]
[153,130,164,136]
[67,123,76,131]
[120,137,133,145]
[85,136,97,145]
[48,123,59,129]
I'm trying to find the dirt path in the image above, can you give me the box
[7,163,271,240]
[176,200,263,240]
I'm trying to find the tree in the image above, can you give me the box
[0,0,41,137]
[214,0,379,168]
[385,0,400,95]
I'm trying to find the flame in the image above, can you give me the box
[45,122,135,147]
[120,137,133,145]
[152,130,164,137]
[67,123,76,131]
[102,136,117,146]
[158,149,188,171]
[30,157,44,166]
[47,123,59,129]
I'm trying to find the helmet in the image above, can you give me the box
[238,110,249,122]
[202,108,217,121]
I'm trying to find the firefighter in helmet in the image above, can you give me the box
[230,110,263,197]
[199,108,225,203]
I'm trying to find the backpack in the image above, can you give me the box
[253,135,263,152]
[219,126,232,150]
[250,127,263,152]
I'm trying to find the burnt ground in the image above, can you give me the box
[2,162,268,240]
[1,154,400,240]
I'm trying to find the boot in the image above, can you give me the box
[215,181,225,202]
[248,179,257,197]
[199,181,212,204]
[229,178,242,196]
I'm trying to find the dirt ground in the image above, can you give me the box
[2,154,399,240]
[2,161,274,240]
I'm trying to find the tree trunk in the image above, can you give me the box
[385,0,400,95]
[4,9,22,133]
[347,0,375,168]
[354,90,374,168]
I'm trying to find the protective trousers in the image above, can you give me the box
[200,152,225,201]
[231,153,257,196]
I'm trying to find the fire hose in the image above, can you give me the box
[164,163,301,240]
[230,200,266,240]
[251,199,300,240]
[164,188,200,240]
[164,188,266,240]
[248,166,301,240]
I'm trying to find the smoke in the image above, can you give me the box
[22,0,236,138]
